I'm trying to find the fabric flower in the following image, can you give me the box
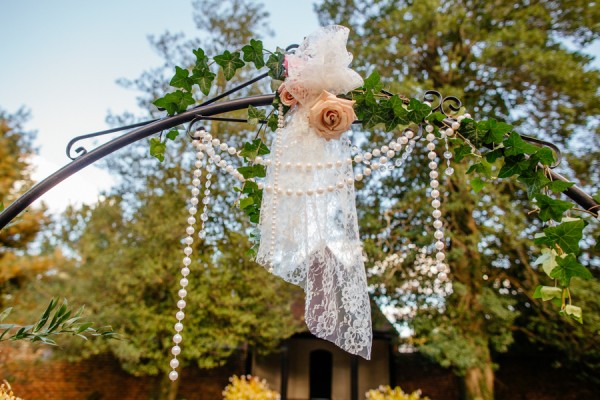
[308,90,356,141]
[278,83,298,107]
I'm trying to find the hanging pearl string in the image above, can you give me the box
[168,132,213,382]
[268,104,284,270]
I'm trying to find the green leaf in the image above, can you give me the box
[239,197,254,210]
[533,248,559,276]
[363,71,383,92]
[538,219,585,254]
[0,307,12,323]
[191,66,216,96]
[169,66,193,91]
[547,180,575,193]
[533,285,563,301]
[193,48,209,67]
[485,148,504,163]
[247,105,267,125]
[152,90,195,116]
[454,144,473,162]
[530,147,556,166]
[166,129,179,141]
[267,113,279,132]
[470,177,485,193]
[518,169,551,199]
[485,120,512,144]
[534,193,574,222]
[426,112,445,122]
[466,160,492,176]
[592,192,600,203]
[503,132,539,156]
[550,253,592,287]
[76,322,94,334]
[266,52,285,80]
[242,39,265,69]
[149,138,166,162]
[497,155,529,178]
[252,164,266,178]
[213,50,245,80]
[407,98,431,123]
[564,305,583,324]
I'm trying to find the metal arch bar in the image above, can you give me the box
[0,94,274,230]
[0,94,598,229]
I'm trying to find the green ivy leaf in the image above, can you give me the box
[247,105,267,125]
[454,144,473,162]
[534,193,574,222]
[152,90,195,116]
[503,132,539,156]
[193,48,209,67]
[564,305,583,324]
[191,66,216,96]
[407,98,431,123]
[533,248,559,276]
[550,253,592,287]
[266,52,285,80]
[497,155,529,178]
[169,66,193,91]
[214,50,245,80]
[536,219,585,254]
[363,70,383,92]
[166,129,179,141]
[533,285,563,301]
[426,112,445,122]
[242,39,265,69]
[466,160,492,176]
[547,180,575,193]
[239,197,254,210]
[149,138,166,162]
[530,147,555,166]
[485,148,504,163]
[518,169,551,199]
[267,113,279,132]
[470,177,485,193]
[485,120,512,144]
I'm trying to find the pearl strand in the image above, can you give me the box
[425,125,447,272]
[168,132,213,382]
[268,104,284,270]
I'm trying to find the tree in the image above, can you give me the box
[0,108,58,307]
[19,2,303,400]
[315,1,599,399]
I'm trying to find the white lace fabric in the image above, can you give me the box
[256,26,372,359]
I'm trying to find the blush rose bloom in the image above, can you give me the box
[308,90,357,141]
[278,83,298,107]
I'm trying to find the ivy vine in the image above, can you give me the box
[151,40,597,324]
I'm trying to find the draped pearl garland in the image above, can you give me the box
[167,112,466,381]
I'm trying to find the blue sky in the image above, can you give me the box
[0,1,598,212]
[0,1,319,211]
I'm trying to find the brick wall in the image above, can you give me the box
[0,343,245,400]
[1,343,598,400]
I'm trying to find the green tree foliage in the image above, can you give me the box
[19,2,302,400]
[0,108,59,306]
[315,1,599,399]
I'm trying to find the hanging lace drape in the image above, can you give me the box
[256,25,372,359]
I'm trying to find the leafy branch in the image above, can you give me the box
[0,298,119,345]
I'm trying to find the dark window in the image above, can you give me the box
[309,349,333,400]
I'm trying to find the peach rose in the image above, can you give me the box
[308,91,357,141]
[278,83,298,107]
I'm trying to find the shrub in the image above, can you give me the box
[222,375,279,400]
[0,381,23,400]
[365,385,430,400]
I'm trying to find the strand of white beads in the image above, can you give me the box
[267,104,284,271]
[355,129,418,180]
[195,131,245,183]
[169,133,212,382]
[425,124,448,272]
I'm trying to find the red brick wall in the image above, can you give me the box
[2,343,598,400]
[0,343,245,400]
